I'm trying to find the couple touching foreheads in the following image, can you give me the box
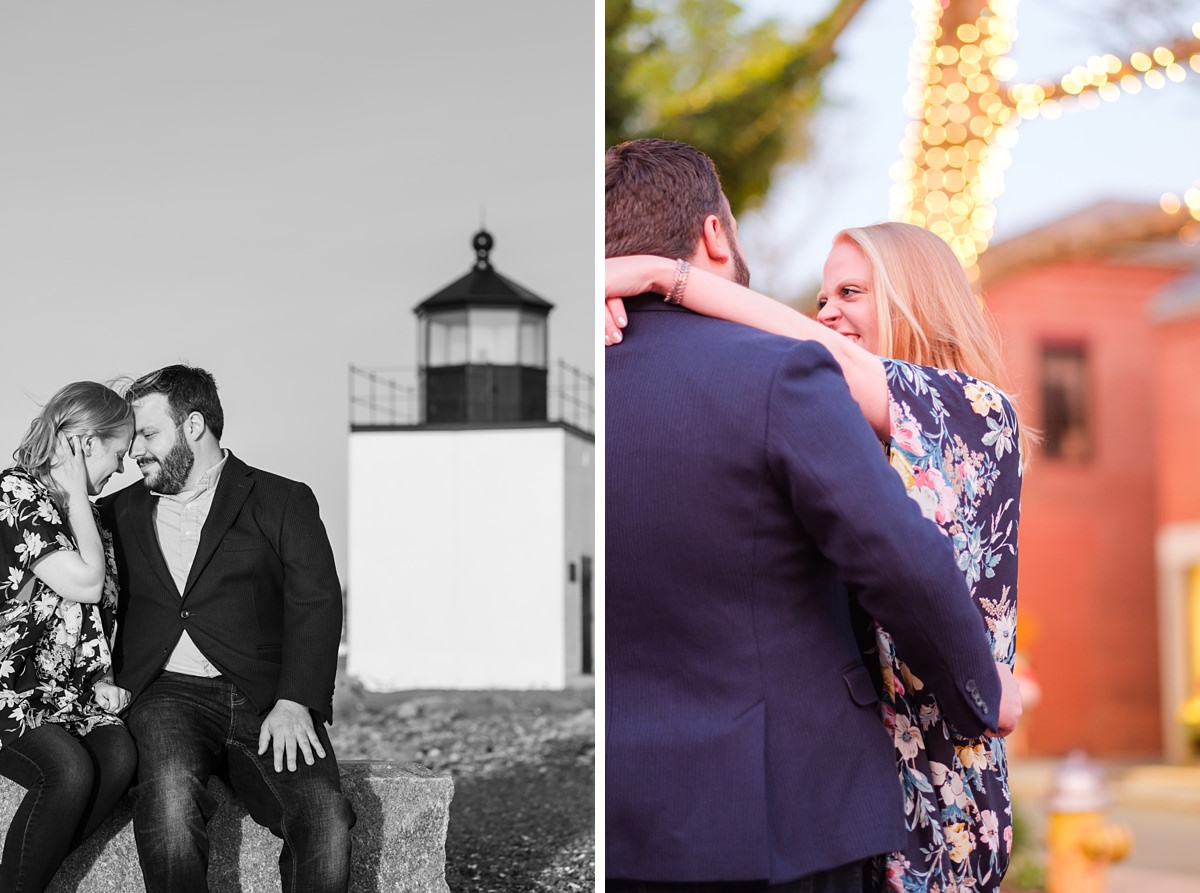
[605,139,1026,893]
[0,364,352,892]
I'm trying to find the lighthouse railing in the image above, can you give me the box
[348,361,593,436]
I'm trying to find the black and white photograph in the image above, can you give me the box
[0,2,594,891]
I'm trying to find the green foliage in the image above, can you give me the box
[1007,802,1047,892]
[605,0,868,215]
[1007,854,1046,892]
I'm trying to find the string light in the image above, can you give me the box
[891,0,1021,274]
[892,2,1200,278]
[1186,182,1200,221]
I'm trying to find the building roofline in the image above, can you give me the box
[979,200,1197,288]
[350,419,594,443]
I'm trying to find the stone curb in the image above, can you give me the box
[0,760,453,892]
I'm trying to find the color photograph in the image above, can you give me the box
[604,2,1200,891]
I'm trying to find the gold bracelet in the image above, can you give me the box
[664,258,690,305]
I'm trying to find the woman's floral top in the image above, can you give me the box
[0,467,123,750]
[878,360,1022,893]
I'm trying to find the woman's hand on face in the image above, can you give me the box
[50,434,89,500]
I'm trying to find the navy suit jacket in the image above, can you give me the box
[99,452,344,724]
[606,299,1001,883]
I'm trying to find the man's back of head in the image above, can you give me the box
[605,138,737,262]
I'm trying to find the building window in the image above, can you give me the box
[581,556,593,675]
[1040,344,1091,461]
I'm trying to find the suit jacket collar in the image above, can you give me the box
[182,452,254,596]
[113,477,175,597]
[115,451,256,601]
[626,294,696,317]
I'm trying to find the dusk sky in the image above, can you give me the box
[740,0,1200,298]
[0,1,594,580]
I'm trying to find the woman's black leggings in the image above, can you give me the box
[0,723,137,892]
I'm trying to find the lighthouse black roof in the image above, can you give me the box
[414,229,554,315]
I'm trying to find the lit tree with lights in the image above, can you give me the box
[890,0,1200,278]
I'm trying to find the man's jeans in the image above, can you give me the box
[126,672,355,893]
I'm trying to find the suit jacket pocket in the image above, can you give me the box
[256,644,282,662]
[842,663,880,707]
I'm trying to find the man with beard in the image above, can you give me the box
[98,364,354,893]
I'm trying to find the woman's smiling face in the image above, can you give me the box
[816,239,879,354]
[84,422,134,496]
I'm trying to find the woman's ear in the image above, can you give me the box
[83,434,96,457]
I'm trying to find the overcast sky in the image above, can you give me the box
[0,1,594,581]
[740,0,1200,298]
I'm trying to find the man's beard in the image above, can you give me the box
[732,245,751,289]
[141,434,195,495]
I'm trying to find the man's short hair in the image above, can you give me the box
[605,138,735,259]
[125,364,225,441]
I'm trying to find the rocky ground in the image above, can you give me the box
[329,684,595,893]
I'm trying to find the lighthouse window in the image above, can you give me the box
[426,310,468,366]
[519,311,546,366]
[468,308,519,364]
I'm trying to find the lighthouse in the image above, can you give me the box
[415,228,553,424]
[346,229,594,690]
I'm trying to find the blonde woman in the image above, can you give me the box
[0,381,137,892]
[605,222,1024,893]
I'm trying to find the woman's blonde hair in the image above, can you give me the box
[13,381,134,509]
[835,221,1032,461]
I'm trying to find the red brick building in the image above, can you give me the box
[979,202,1200,761]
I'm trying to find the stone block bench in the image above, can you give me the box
[0,760,453,892]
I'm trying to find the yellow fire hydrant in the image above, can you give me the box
[1044,750,1133,893]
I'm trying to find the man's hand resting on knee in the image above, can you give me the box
[258,698,328,772]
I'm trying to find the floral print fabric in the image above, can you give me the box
[0,468,122,750]
[878,360,1022,893]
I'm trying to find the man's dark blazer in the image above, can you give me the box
[98,452,343,724]
[606,298,1002,884]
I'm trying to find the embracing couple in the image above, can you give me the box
[605,139,1026,893]
[0,364,353,892]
